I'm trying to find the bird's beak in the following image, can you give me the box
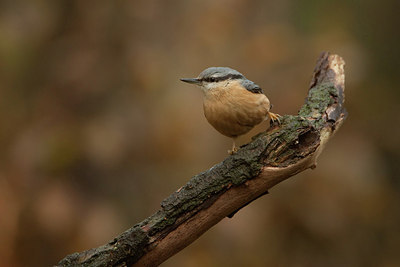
[180,78,201,85]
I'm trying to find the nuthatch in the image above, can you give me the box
[181,67,280,154]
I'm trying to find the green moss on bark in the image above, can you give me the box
[159,142,266,226]
[57,226,149,266]
[299,83,338,128]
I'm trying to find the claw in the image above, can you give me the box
[228,146,238,155]
[269,112,281,124]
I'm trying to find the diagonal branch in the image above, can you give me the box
[57,52,347,267]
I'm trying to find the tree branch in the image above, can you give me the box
[57,52,347,267]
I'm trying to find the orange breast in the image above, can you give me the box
[203,81,270,138]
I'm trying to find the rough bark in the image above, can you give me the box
[57,52,347,267]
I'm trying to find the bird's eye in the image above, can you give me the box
[209,77,216,82]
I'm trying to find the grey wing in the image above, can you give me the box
[240,79,264,94]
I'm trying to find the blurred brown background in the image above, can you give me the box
[1,0,399,266]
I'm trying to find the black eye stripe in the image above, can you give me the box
[202,74,244,82]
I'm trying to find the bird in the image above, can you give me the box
[180,67,280,154]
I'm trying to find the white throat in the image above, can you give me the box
[200,80,231,92]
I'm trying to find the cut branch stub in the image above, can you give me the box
[57,52,346,267]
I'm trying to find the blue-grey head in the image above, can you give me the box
[180,67,246,91]
[181,67,264,94]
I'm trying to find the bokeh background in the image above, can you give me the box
[1,0,399,266]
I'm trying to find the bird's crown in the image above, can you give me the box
[197,67,245,83]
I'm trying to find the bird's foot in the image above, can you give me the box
[228,146,238,155]
[269,112,281,124]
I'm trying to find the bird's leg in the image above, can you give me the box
[228,138,238,155]
[269,111,281,124]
